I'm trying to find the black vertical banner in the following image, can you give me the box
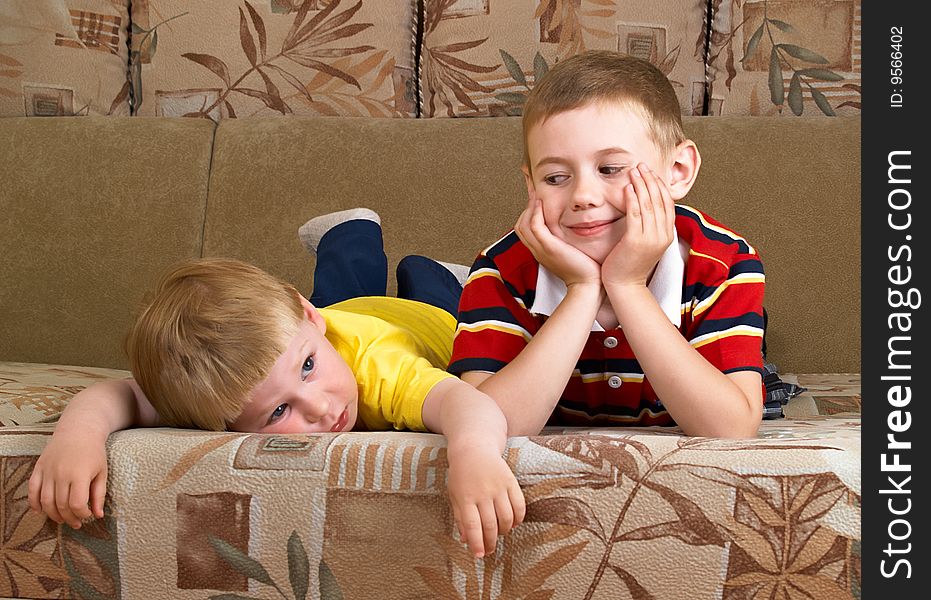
[862,3,929,597]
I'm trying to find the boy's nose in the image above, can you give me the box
[571,177,604,209]
[300,394,330,421]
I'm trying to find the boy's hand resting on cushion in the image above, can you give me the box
[28,378,159,528]
[446,442,525,558]
[28,425,108,529]
[420,377,526,558]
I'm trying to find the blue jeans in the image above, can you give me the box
[309,218,463,318]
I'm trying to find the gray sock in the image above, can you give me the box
[298,208,381,255]
[436,260,471,287]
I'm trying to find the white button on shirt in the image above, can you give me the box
[604,336,618,348]
[607,375,623,388]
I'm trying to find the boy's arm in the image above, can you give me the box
[605,283,763,437]
[602,164,762,437]
[28,378,161,528]
[459,194,603,436]
[462,281,601,435]
[421,377,526,558]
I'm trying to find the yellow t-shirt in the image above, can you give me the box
[320,297,457,432]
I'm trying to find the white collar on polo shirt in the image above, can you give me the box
[528,228,689,332]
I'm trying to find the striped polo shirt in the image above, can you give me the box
[449,204,766,427]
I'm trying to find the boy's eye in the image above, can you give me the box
[301,356,315,379]
[543,174,568,185]
[269,403,288,424]
[600,165,626,175]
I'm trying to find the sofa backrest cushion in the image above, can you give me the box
[686,116,860,373]
[0,116,214,368]
[204,115,860,373]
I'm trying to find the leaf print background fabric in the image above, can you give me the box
[130,0,417,119]
[706,0,861,116]
[420,0,709,117]
[0,0,131,117]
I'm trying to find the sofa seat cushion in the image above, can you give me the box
[0,362,861,426]
[0,362,131,427]
[0,361,860,598]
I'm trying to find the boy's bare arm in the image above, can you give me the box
[602,164,762,437]
[421,377,526,558]
[28,378,161,527]
[462,194,603,436]
[462,281,601,435]
[605,284,762,437]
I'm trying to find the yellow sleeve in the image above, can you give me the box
[354,342,454,432]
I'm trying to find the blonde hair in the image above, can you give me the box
[522,50,686,168]
[126,257,305,431]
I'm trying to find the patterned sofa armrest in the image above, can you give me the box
[0,361,861,599]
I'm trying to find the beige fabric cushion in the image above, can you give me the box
[0,360,860,427]
[0,410,861,597]
[130,0,417,119]
[0,362,131,426]
[706,0,862,116]
[420,0,707,117]
[0,0,131,116]
[0,116,215,369]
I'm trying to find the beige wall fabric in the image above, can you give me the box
[130,0,417,119]
[0,0,131,117]
[420,0,708,117]
[707,0,862,117]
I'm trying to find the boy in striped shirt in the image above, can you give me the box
[450,50,766,438]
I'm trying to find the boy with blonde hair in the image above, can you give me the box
[30,211,523,559]
[450,50,766,438]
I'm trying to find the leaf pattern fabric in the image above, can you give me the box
[0,0,131,117]
[130,0,417,119]
[1,1,864,119]
[420,0,708,117]
[0,362,860,598]
[707,0,862,116]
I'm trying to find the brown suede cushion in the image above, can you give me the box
[0,117,214,368]
[686,116,860,373]
[204,115,860,373]
[202,116,526,293]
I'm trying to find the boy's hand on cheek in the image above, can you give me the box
[516,189,601,288]
[447,446,525,558]
[602,163,676,289]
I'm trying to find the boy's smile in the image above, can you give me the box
[230,303,359,435]
[524,101,668,263]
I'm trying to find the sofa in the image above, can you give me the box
[0,114,860,599]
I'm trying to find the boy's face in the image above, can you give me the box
[229,301,359,435]
[523,101,668,264]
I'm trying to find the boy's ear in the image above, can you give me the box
[299,295,326,334]
[666,139,701,201]
[521,164,534,195]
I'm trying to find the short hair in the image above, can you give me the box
[126,257,305,431]
[522,50,686,167]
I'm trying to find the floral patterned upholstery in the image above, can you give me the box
[0,362,860,599]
